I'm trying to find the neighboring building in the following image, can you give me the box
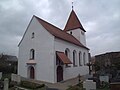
[18,10,90,83]
[0,54,18,74]
[95,51,120,70]
[90,56,96,74]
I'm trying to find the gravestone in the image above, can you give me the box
[0,72,2,79]
[99,76,109,82]
[11,73,21,83]
[4,78,9,90]
[83,80,96,90]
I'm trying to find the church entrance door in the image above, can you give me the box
[57,66,63,82]
[30,66,35,79]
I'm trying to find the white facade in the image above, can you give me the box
[18,10,90,83]
[54,38,89,81]
[18,17,55,83]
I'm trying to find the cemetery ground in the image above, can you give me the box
[2,72,120,90]
[0,73,112,90]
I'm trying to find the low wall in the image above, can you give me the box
[110,82,120,90]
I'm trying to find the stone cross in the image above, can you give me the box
[83,80,96,90]
[4,78,9,90]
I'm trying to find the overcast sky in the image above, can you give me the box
[0,0,120,56]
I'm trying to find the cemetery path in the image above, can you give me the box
[21,76,85,90]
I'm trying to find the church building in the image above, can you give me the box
[18,9,90,83]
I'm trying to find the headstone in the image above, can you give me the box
[83,80,96,90]
[84,74,93,79]
[0,72,2,79]
[99,76,109,82]
[11,73,21,83]
[4,78,9,90]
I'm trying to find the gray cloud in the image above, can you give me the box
[0,0,120,56]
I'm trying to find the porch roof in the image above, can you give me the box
[56,51,72,64]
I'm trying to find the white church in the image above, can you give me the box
[18,9,90,83]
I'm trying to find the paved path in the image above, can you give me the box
[21,76,85,90]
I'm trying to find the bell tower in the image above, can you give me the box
[64,10,86,46]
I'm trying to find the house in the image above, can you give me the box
[95,51,120,70]
[18,9,90,83]
[0,54,18,74]
[94,51,120,78]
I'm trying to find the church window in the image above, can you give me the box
[30,49,35,59]
[65,48,70,67]
[32,32,34,38]
[79,51,82,66]
[73,50,77,67]
[70,31,72,35]
[83,52,86,65]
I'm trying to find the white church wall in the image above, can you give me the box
[18,17,55,83]
[54,38,89,81]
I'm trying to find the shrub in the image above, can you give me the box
[20,81,45,89]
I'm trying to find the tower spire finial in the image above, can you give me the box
[72,1,74,10]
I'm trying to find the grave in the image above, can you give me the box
[11,73,21,83]
[4,78,9,90]
[83,80,96,90]
[0,72,2,80]
[99,75,109,82]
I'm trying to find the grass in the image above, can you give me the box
[66,82,110,90]
[97,88,110,90]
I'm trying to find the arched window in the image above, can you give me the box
[83,52,86,65]
[73,50,77,67]
[30,49,35,59]
[32,32,34,38]
[70,31,72,35]
[79,51,82,66]
[65,48,70,67]
[65,48,70,58]
[65,50,68,57]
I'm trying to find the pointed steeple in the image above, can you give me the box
[64,10,85,32]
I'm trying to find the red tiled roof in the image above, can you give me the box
[64,10,85,32]
[56,51,72,64]
[35,16,89,49]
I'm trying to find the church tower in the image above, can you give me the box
[64,10,86,46]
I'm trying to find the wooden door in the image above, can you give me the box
[57,66,63,82]
[30,66,35,79]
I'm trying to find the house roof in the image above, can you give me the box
[0,55,18,62]
[35,16,89,49]
[64,10,85,32]
[56,51,72,64]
